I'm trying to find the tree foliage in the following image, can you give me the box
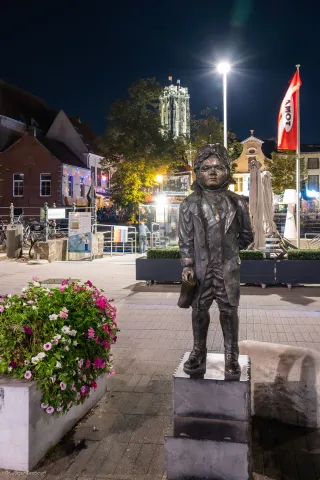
[98,78,186,207]
[264,151,306,194]
[190,108,242,172]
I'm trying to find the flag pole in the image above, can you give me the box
[296,64,301,248]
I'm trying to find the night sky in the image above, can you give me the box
[1,0,319,142]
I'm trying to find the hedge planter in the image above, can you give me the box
[276,260,320,285]
[0,374,108,472]
[136,258,276,285]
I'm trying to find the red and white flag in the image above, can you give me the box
[277,70,302,150]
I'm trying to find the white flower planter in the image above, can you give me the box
[0,374,108,472]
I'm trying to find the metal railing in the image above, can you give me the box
[92,224,137,256]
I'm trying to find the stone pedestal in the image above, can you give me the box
[165,352,251,480]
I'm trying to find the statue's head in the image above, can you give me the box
[194,144,231,190]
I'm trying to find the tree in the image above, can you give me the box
[98,78,186,207]
[264,151,306,194]
[190,108,242,172]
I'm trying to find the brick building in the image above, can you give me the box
[0,80,108,217]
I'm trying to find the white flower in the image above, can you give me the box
[23,303,27,306]
[37,352,46,360]
[53,334,61,340]
[32,306,37,310]
[73,341,78,346]
[61,355,64,358]
[24,360,29,366]
[31,357,39,364]
[68,339,71,344]
[56,361,62,368]
[33,282,40,287]
[62,307,69,313]
[22,288,27,292]
[8,366,13,372]
[61,326,70,334]
[7,294,12,299]
[61,337,66,343]
[5,305,10,309]
[49,314,58,321]
[69,330,77,337]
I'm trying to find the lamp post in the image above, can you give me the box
[217,62,231,149]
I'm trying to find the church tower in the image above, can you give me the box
[159,78,190,139]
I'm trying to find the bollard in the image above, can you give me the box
[6,224,23,258]
[10,204,14,226]
[44,202,49,242]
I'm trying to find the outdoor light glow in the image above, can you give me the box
[306,189,320,198]
[217,62,231,74]
[155,174,163,183]
[155,195,167,206]
[102,176,107,181]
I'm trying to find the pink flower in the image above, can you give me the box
[85,359,91,369]
[78,359,84,368]
[41,403,48,409]
[27,300,34,305]
[60,382,67,391]
[91,380,98,391]
[93,358,104,369]
[60,311,68,319]
[87,328,95,339]
[0,305,4,313]
[57,406,63,412]
[95,337,100,344]
[23,325,32,335]
[61,280,69,286]
[102,340,110,349]
[67,401,73,409]
[83,374,87,381]
[86,280,93,287]
[51,338,58,345]
[109,369,115,377]
[44,342,52,351]
[32,276,40,281]
[64,346,69,351]
[9,361,17,369]
[95,296,107,309]
[46,406,54,414]
[24,370,32,379]
[102,324,110,333]
[80,385,89,396]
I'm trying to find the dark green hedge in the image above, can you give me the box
[239,250,264,260]
[147,248,264,260]
[287,249,320,260]
[147,248,180,259]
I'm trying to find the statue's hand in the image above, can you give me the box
[182,267,195,284]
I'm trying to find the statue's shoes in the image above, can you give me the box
[183,348,207,378]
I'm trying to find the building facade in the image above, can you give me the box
[159,79,190,139]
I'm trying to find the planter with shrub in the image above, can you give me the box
[276,249,320,285]
[136,248,275,285]
[0,278,118,472]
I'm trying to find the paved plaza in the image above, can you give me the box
[1,256,320,479]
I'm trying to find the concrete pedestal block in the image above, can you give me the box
[165,353,251,480]
[165,436,250,480]
[0,374,108,472]
[6,225,22,258]
[173,352,251,421]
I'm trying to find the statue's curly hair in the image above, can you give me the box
[193,144,231,172]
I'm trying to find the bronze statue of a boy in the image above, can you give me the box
[178,144,253,377]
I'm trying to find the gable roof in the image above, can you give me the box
[37,135,89,168]
[69,116,104,156]
[0,79,57,131]
[241,135,264,145]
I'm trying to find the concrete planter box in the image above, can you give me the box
[0,374,108,472]
[276,260,320,285]
[136,258,276,285]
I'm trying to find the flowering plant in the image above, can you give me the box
[0,278,118,415]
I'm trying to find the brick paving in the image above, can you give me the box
[1,259,320,479]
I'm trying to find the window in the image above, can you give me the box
[248,156,256,171]
[308,175,319,191]
[248,148,256,154]
[234,177,243,193]
[97,168,102,187]
[68,174,73,197]
[91,166,95,184]
[80,176,85,198]
[307,158,319,169]
[40,174,51,196]
[13,174,24,197]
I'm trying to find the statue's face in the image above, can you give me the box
[198,156,229,190]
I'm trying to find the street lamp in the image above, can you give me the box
[217,61,231,149]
